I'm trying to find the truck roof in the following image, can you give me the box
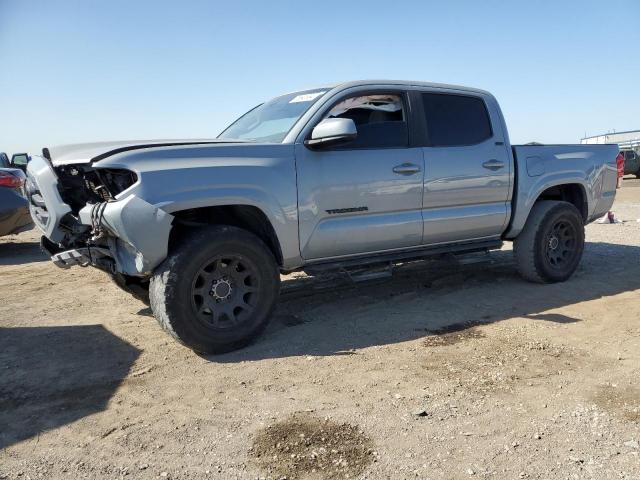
[285,80,492,97]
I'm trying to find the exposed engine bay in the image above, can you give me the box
[42,164,139,265]
[55,164,137,212]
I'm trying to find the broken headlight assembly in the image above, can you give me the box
[95,168,138,198]
[55,166,138,211]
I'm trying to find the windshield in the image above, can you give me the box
[218,89,328,143]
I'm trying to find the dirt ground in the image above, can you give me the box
[1,179,639,480]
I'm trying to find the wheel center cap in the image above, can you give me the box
[211,278,232,301]
[548,235,559,250]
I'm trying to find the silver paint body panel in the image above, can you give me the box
[504,144,619,238]
[296,143,425,259]
[419,90,512,244]
[27,80,618,275]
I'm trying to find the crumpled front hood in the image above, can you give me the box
[47,139,233,166]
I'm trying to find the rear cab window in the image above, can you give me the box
[421,93,492,147]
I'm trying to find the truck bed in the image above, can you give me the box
[506,143,619,238]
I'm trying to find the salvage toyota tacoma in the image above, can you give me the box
[26,80,620,353]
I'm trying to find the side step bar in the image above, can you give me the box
[303,239,503,275]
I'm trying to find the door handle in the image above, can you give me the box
[482,159,505,171]
[393,163,421,175]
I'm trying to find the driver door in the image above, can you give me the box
[295,90,424,260]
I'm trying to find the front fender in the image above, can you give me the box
[78,195,173,275]
[158,186,300,269]
[99,145,301,269]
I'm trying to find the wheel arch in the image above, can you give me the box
[169,204,284,267]
[505,180,590,239]
[533,183,588,221]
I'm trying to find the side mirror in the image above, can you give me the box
[11,153,30,172]
[304,118,357,149]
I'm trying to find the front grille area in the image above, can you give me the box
[26,176,50,230]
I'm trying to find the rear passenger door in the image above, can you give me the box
[415,90,511,245]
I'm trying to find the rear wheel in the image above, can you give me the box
[514,201,584,283]
[149,225,280,354]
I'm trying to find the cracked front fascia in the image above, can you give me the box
[78,196,173,276]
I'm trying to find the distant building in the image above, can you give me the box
[581,130,640,150]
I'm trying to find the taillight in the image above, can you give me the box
[0,171,25,188]
[615,152,625,189]
[615,152,625,177]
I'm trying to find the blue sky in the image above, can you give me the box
[1,0,638,155]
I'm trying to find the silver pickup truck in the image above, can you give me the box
[26,80,619,353]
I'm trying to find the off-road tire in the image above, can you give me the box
[149,225,280,354]
[110,273,150,305]
[514,200,585,283]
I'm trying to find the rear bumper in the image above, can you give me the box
[0,205,33,237]
[0,192,33,237]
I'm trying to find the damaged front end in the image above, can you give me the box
[27,154,173,277]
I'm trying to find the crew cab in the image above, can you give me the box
[26,80,620,353]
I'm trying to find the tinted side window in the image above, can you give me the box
[11,154,29,166]
[324,93,408,149]
[421,93,492,147]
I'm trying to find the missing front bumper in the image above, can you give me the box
[78,196,173,275]
[41,237,114,271]
[41,195,173,277]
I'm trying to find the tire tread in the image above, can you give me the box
[149,225,279,353]
[514,200,584,284]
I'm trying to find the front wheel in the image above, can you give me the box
[149,226,280,354]
[514,201,585,283]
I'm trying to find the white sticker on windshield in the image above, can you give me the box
[289,91,326,103]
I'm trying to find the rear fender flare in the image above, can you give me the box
[505,176,591,239]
